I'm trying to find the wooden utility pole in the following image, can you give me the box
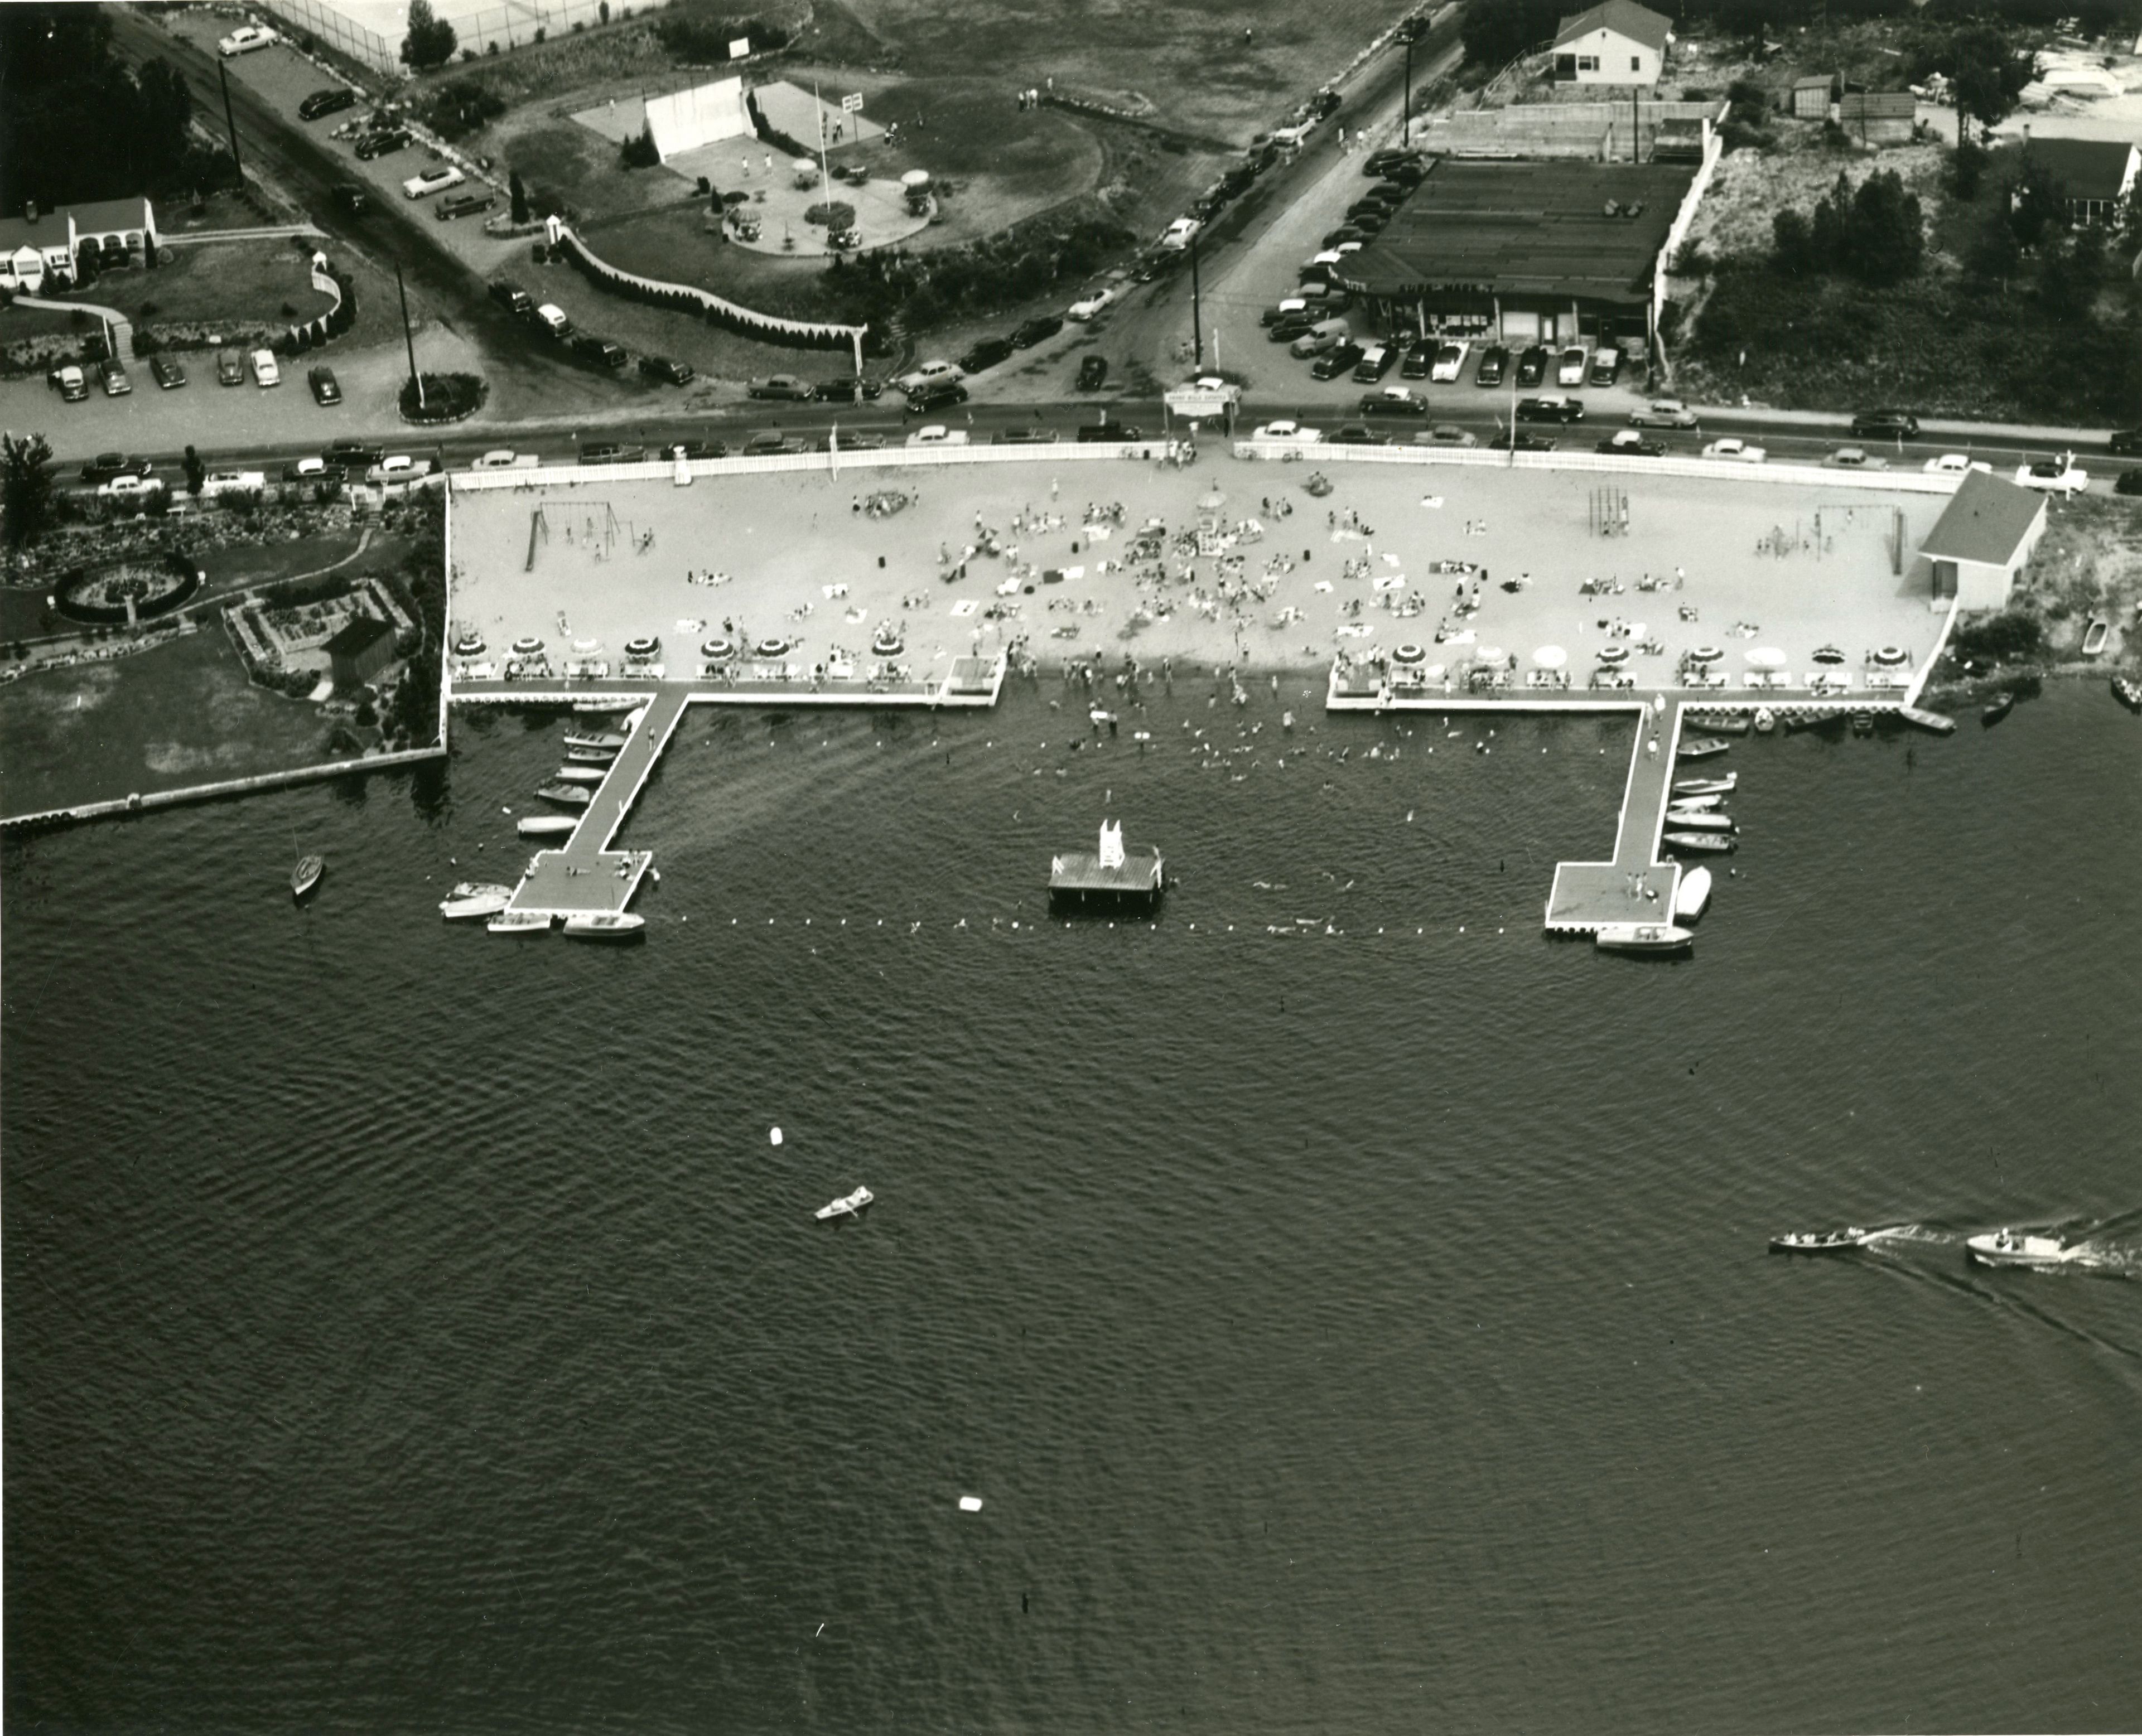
[396,262,423,410]
[218,61,244,178]
[1190,230,1203,369]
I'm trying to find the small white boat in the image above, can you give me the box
[1663,807,1734,831]
[291,853,325,900]
[1966,1229,2086,1270]
[488,910,552,935]
[1677,737,1730,761]
[1673,865,1712,921]
[2081,618,2109,657]
[1900,705,1957,734]
[563,729,626,751]
[1594,922,1693,954]
[1673,773,1736,795]
[1752,705,1776,734]
[1670,792,1723,811]
[441,883,514,921]
[566,744,620,764]
[561,911,645,941]
[517,815,577,838]
[814,1185,874,1221]
[535,781,592,808]
[553,765,606,784]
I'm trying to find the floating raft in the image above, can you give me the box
[1050,820,1164,913]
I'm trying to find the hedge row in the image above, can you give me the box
[555,228,863,352]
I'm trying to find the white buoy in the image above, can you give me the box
[958,1495,984,1512]
[770,1126,783,1147]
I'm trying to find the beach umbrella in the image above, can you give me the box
[1745,646,1786,668]
[1531,644,1567,668]
[1475,646,1506,666]
[1874,644,1910,666]
[1198,488,1227,511]
[1596,643,1629,665]
[1689,644,1723,663]
[1812,644,1845,665]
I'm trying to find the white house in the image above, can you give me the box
[1552,0,1672,89]
[0,197,159,293]
[1916,471,2048,610]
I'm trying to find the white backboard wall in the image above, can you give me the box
[644,79,750,161]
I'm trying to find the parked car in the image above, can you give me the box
[489,280,533,316]
[577,442,639,466]
[1555,346,1589,386]
[1701,437,1767,463]
[1516,395,1584,423]
[1348,211,1386,235]
[324,439,384,470]
[827,227,860,250]
[1270,316,1318,345]
[215,350,245,387]
[2110,428,2142,456]
[571,335,628,369]
[1630,398,1699,428]
[1323,225,1368,248]
[98,474,165,502]
[1159,216,1202,252]
[1475,346,1508,387]
[1328,424,1387,446]
[896,359,962,394]
[532,303,571,339]
[1823,446,1888,469]
[905,424,969,447]
[1850,408,1919,440]
[1361,388,1427,419]
[218,23,277,55]
[149,355,187,390]
[435,192,494,221]
[1598,430,1665,456]
[814,375,881,402]
[906,380,969,413]
[1922,452,1993,475]
[1430,340,1469,384]
[330,182,369,215]
[471,449,524,469]
[1588,347,1622,388]
[961,336,1015,373]
[1263,299,1311,328]
[1066,288,1115,321]
[354,128,412,160]
[81,452,152,483]
[1488,431,1557,451]
[739,433,795,457]
[369,454,427,484]
[664,439,726,461]
[1311,341,1366,380]
[1352,344,1394,383]
[1075,419,1142,442]
[1012,313,1065,349]
[638,355,695,385]
[99,357,132,396]
[1076,355,1109,390]
[1291,321,1349,359]
[2015,453,2089,495]
[1400,341,1434,380]
[282,457,341,482]
[994,427,1059,444]
[47,364,89,402]
[1251,420,1322,445]
[402,166,465,200]
[307,365,340,404]
[1415,425,1479,448]
[1514,345,1549,387]
[299,87,357,120]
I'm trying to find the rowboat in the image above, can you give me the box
[1900,705,1956,734]
[814,1186,874,1221]
[1685,712,1750,736]
[1663,830,1736,854]
[552,765,606,784]
[2081,618,2109,656]
[1752,705,1776,734]
[1672,865,1712,921]
[487,910,552,935]
[1670,792,1723,810]
[1677,737,1730,761]
[1982,690,2016,725]
[1673,773,1736,796]
[535,781,592,808]
[566,744,620,763]
[1663,807,1734,831]
[561,912,644,942]
[291,853,325,899]
[563,729,626,751]
[517,815,577,838]
[2114,675,2142,713]
[440,882,514,920]
[1594,922,1693,954]
[1770,1227,1880,1254]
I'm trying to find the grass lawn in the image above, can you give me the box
[0,623,344,816]
[36,243,402,350]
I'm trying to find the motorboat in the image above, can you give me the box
[814,1185,874,1221]
[291,853,325,900]
[535,781,592,808]
[2113,675,2142,713]
[441,885,514,920]
[1594,922,1693,954]
[487,909,552,935]
[563,729,626,751]
[517,815,577,838]
[1673,865,1712,921]
[1966,1229,2086,1270]
[1769,1227,1880,1254]
[1663,807,1734,831]
[1670,792,1723,810]
[1663,830,1736,854]
[562,911,645,942]
[1900,705,1956,734]
[1673,773,1736,796]
[1685,712,1750,736]
[1982,690,2016,725]
[553,765,606,784]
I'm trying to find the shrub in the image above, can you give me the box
[1951,608,2047,665]
[2116,469,2142,496]
[621,124,660,168]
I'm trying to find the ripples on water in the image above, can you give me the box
[6,680,2140,1732]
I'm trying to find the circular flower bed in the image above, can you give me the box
[803,201,857,230]
[399,371,488,425]
[54,552,201,624]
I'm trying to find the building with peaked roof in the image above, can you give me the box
[2018,136,2140,225]
[1916,472,2047,610]
[1837,91,1916,146]
[325,614,398,688]
[1552,0,1671,88]
[0,197,158,293]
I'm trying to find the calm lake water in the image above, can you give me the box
[6,676,2139,1732]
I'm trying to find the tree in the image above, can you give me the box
[509,168,529,224]
[1771,207,1816,275]
[1841,169,1924,283]
[402,0,457,70]
[2009,161,2066,250]
[1459,0,1561,72]
[2,432,59,552]
[182,444,206,496]
[0,6,198,210]
[1938,24,2038,142]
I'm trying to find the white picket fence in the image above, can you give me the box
[449,441,1185,492]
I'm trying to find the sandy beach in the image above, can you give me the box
[449,453,1950,688]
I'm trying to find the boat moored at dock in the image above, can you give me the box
[563,729,627,751]
[1673,773,1736,796]
[1050,819,1165,915]
[1663,807,1734,831]
[1663,830,1736,854]
[552,765,607,785]
[562,912,645,942]
[535,781,593,809]
[1677,737,1730,761]
[1673,865,1712,921]
[1900,705,1956,734]
[440,882,514,920]
[487,909,553,935]
[566,744,621,764]
[1982,690,2016,725]
[1594,922,1693,954]
[517,815,578,839]
[1685,712,1751,737]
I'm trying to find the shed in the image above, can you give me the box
[325,613,397,686]
[1916,472,2047,610]
[1788,75,1837,120]
[1837,91,1915,144]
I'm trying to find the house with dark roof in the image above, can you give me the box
[2018,136,2140,226]
[1916,471,2047,610]
[325,614,398,688]
[0,197,158,293]
[1552,0,1672,88]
